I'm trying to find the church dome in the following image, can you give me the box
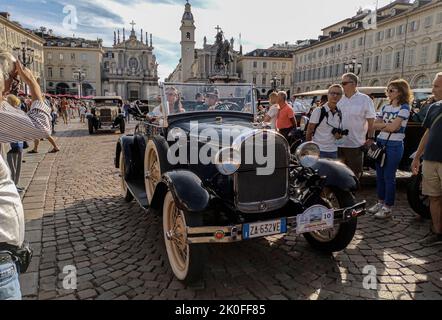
[182,11,194,20]
[182,2,193,21]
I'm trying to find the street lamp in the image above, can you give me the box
[271,76,279,92]
[344,57,362,76]
[13,41,35,95]
[73,68,86,99]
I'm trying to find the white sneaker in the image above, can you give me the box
[374,207,393,220]
[367,203,383,215]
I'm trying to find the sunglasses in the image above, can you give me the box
[386,88,398,93]
[341,81,355,86]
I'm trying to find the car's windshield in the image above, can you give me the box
[413,91,432,102]
[159,83,256,116]
[94,99,122,107]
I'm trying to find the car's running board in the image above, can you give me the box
[126,180,149,209]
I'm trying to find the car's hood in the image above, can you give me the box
[172,119,257,144]
[169,118,281,150]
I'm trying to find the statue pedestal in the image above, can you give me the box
[209,74,240,84]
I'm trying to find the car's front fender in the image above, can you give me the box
[115,135,135,170]
[152,170,210,213]
[312,159,359,192]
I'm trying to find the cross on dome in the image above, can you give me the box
[130,20,136,31]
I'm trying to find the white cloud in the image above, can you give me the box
[7,0,393,80]
[90,0,391,80]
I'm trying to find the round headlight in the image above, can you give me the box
[214,147,241,176]
[295,142,320,168]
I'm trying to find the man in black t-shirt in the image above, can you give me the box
[412,73,442,246]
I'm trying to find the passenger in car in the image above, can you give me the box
[150,87,185,123]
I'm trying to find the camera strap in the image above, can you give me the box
[313,106,342,134]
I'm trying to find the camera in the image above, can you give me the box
[332,128,349,136]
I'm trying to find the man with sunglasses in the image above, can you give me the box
[0,51,51,299]
[306,84,344,159]
[337,73,376,179]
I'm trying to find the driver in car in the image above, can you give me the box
[197,90,220,111]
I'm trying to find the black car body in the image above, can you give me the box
[115,83,366,283]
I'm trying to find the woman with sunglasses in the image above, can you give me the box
[368,79,413,219]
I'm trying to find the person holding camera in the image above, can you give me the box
[338,73,376,179]
[367,80,412,219]
[0,50,52,300]
[306,84,345,159]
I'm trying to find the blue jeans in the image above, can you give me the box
[320,151,338,159]
[375,140,404,207]
[0,258,21,300]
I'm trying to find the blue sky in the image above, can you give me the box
[2,0,392,80]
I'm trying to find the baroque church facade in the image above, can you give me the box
[102,22,159,101]
[167,1,241,83]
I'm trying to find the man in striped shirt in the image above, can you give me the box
[0,51,51,300]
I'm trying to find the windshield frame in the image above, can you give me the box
[159,82,256,119]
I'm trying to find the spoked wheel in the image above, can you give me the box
[119,152,134,202]
[119,120,125,134]
[163,191,206,284]
[144,137,172,205]
[407,173,431,219]
[304,187,357,253]
[88,120,94,134]
[145,141,162,204]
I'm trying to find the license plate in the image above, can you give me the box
[243,219,287,240]
[296,205,334,235]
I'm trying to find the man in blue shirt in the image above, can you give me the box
[412,73,442,246]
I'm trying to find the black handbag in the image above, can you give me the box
[367,133,392,168]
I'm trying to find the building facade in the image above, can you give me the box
[237,48,295,98]
[167,2,240,83]
[102,24,159,101]
[0,12,45,87]
[293,0,442,93]
[36,32,104,96]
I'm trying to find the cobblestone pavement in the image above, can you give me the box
[18,119,442,300]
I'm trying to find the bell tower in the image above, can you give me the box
[180,0,196,82]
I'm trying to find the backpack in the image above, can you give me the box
[312,106,342,134]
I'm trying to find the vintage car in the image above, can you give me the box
[115,83,366,284]
[87,96,125,134]
[294,87,428,171]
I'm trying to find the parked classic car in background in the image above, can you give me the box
[87,96,126,134]
[115,83,366,284]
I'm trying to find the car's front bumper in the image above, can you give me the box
[186,201,366,244]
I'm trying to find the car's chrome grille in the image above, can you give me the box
[99,109,113,123]
[234,132,289,213]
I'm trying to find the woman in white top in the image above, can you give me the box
[263,92,279,130]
